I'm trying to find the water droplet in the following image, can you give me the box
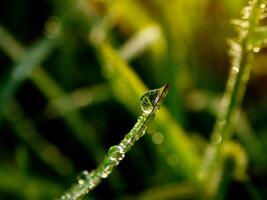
[253,47,260,53]
[140,84,168,113]
[77,170,88,185]
[261,4,266,9]
[87,170,99,189]
[107,145,125,164]
[232,67,239,74]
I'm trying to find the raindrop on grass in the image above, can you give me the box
[107,145,125,164]
[140,84,168,113]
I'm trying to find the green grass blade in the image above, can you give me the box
[60,84,168,199]
[0,29,58,121]
[200,0,266,197]
[99,43,201,185]
[0,24,125,191]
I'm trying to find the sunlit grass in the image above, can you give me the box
[0,0,266,199]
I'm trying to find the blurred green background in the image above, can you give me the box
[0,0,266,199]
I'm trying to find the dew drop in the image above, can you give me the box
[108,145,125,164]
[260,4,266,9]
[232,66,239,74]
[140,93,154,113]
[140,84,168,113]
[253,47,261,53]
[87,170,99,189]
[77,170,89,185]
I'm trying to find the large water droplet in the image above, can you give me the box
[140,84,168,113]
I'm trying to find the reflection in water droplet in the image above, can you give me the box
[140,94,154,113]
[140,85,168,113]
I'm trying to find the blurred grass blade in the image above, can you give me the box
[3,100,74,176]
[200,2,266,196]
[46,84,111,118]
[98,42,201,185]
[0,26,24,59]
[0,24,103,163]
[104,0,154,32]
[119,25,162,61]
[185,89,267,166]
[131,182,195,200]
[0,29,58,119]
[0,164,63,200]
[207,141,248,199]
[0,25,125,191]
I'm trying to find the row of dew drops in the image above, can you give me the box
[61,87,166,199]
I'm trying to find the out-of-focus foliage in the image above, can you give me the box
[0,0,266,199]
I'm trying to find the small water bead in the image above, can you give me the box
[87,171,100,189]
[253,47,261,53]
[107,145,125,163]
[232,66,239,74]
[77,170,89,185]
